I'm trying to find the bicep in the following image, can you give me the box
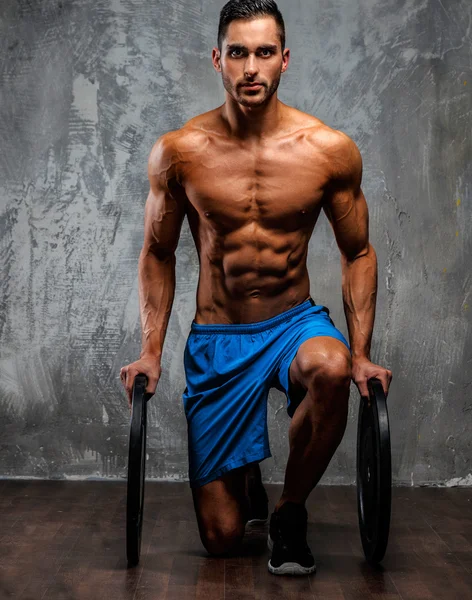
[142,137,187,258]
[322,137,369,261]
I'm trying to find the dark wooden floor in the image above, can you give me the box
[0,480,471,599]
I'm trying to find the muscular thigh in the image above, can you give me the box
[191,464,248,541]
[289,336,352,395]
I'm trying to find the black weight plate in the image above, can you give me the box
[356,377,391,564]
[126,373,149,567]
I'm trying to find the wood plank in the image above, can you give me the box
[1,482,472,599]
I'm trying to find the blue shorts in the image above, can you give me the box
[182,297,351,488]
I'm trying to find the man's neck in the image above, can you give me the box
[221,94,283,141]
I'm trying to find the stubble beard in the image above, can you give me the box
[221,70,282,108]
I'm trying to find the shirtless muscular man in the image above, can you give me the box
[120,0,393,576]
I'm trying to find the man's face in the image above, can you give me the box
[213,16,290,108]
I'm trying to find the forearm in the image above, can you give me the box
[341,243,378,360]
[138,249,176,362]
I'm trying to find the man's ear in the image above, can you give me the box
[212,47,222,72]
[281,48,290,73]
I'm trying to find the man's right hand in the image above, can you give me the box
[120,356,161,411]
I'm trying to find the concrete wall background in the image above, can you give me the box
[0,0,470,485]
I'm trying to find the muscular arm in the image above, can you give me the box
[322,133,378,360]
[138,133,187,362]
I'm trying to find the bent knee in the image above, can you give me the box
[298,344,352,388]
[202,522,245,556]
[316,354,352,387]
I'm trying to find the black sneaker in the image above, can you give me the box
[267,501,316,575]
[246,476,269,525]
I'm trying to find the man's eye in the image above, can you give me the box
[260,50,272,57]
[231,50,243,57]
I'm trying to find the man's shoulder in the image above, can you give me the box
[150,123,207,159]
[325,129,362,183]
[297,114,355,154]
[284,107,361,183]
[285,107,358,155]
[149,109,219,165]
[302,118,362,183]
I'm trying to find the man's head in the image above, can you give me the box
[217,0,286,53]
[212,0,290,108]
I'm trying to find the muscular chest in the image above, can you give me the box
[182,141,328,231]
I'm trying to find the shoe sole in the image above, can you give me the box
[267,534,316,576]
[246,517,268,526]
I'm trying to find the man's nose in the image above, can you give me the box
[244,55,258,77]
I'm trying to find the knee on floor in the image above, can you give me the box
[201,520,245,556]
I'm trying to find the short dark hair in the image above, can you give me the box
[217,0,286,52]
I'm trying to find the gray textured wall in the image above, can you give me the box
[0,0,470,486]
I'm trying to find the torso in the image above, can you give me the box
[169,103,342,324]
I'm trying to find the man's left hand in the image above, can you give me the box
[351,357,392,399]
